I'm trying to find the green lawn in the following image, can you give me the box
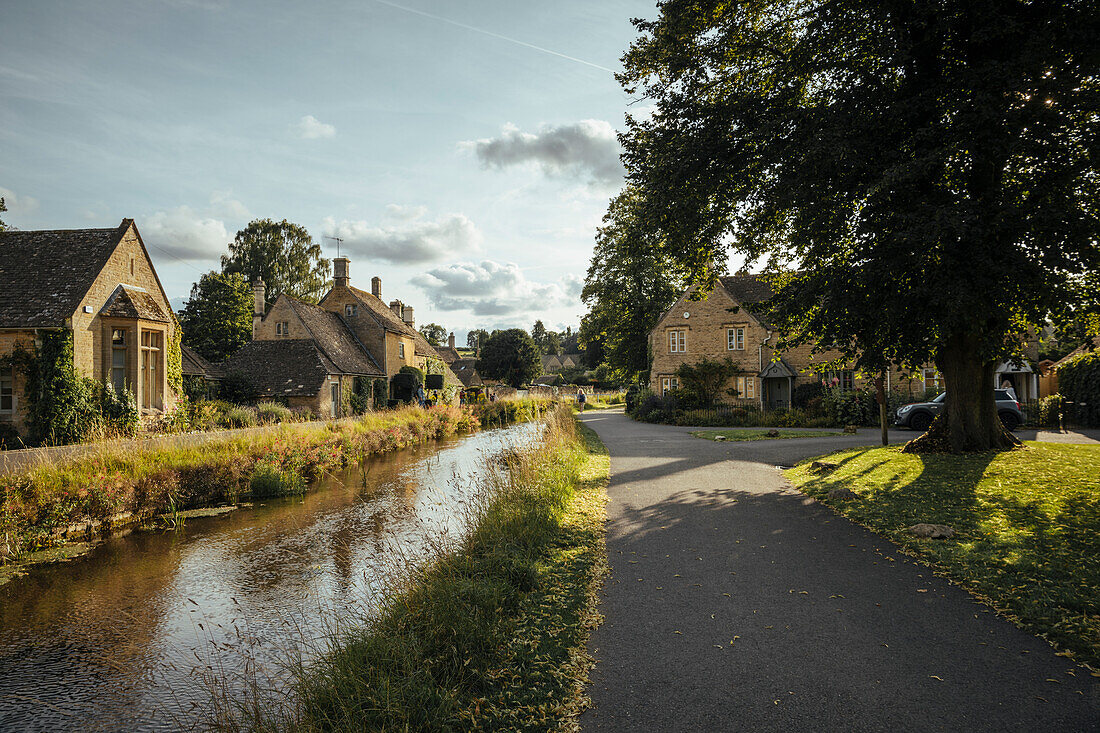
[693,429,842,441]
[786,442,1100,667]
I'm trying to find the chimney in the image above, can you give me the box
[333,257,350,288]
[389,299,403,317]
[402,306,415,328]
[371,276,381,299]
[448,332,455,349]
[252,277,265,339]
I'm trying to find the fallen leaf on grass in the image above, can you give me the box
[929,675,943,681]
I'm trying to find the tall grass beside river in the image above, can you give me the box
[0,400,551,562]
[207,403,610,732]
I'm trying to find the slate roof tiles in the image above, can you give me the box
[0,221,129,328]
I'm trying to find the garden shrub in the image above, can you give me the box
[823,388,875,426]
[1057,350,1100,427]
[257,401,293,424]
[791,381,824,408]
[220,371,260,405]
[0,423,24,450]
[223,406,258,428]
[1038,394,1065,428]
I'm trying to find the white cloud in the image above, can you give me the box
[142,206,228,261]
[561,273,584,299]
[462,120,624,187]
[411,260,577,316]
[0,187,40,215]
[322,209,482,265]
[294,114,336,139]
[209,190,250,220]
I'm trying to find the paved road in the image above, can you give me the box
[578,409,1099,733]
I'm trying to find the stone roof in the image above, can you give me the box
[541,354,563,370]
[758,357,796,379]
[100,285,169,323]
[0,220,129,328]
[284,297,384,377]
[342,286,461,386]
[436,345,462,364]
[449,358,482,387]
[223,339,339,397]
[719,274,775,304]
[181,344,225,379]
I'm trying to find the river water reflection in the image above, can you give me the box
[0,421,541,731]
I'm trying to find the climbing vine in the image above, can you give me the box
[167,318,183,396]
[0,330,139,445]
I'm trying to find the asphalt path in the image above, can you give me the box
[577,408,1099,732]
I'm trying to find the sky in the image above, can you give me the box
[0,0,657,344]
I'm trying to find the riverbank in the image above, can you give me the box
[786,442,1100,669]
[0,399,551,577]
[216,404,610,730]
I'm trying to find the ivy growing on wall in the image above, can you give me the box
[167,319,183,396]
[0,330,139,445]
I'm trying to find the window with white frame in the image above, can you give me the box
[398,342,405,359]
[661,376,679,395]
[345,304,357,317]
[824,369,855,390]
[1,371,13,412]
[727,327,745,350]
[736,376,756,398]
[923,368,939,390]
[275,321,290,336]
[668,330,686,353]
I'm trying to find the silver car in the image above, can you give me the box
[895,390,1024,432]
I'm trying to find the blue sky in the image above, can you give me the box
[1,0,655,342]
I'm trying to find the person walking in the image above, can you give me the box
[577,389,586,408]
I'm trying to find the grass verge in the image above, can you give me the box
[693,429,842,442]
[786,442,1100,668]
[1,400,551,567]
[217,404,610,731]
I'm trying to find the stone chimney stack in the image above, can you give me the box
[371,276,382,299]
[448,332,455,349]
[389,299,403,317]
[402,306,415,328]
[333,257,350,288]
[252,277,265,339]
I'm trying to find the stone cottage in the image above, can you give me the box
[0,219,179,436]
[649,274,1040,408]
[227,257,461,415]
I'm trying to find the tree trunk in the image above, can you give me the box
[904,332,1019,453]
[874,374,888,446]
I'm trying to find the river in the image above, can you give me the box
[0,421,542,731]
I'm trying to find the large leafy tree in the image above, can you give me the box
[476,329,541,388]
[418,323,448,347]
[221,219,330,305]
[179,271,254,362]
[467,329,490,352]
[618,0,1100,452]
[582,188,688,383]
[0,197,7,231]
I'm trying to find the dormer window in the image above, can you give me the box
[345,304,357,317]
[276,321,290,336]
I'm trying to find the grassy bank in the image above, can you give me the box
[787,442,1100,668]
[216,404,610,731]
[1,400,550,563]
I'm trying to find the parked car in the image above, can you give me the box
[894,390,1023,431]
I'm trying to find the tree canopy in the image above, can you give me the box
[617,0,1100,451]
[467,329,490,352]
[418,323,448,347]
[582,188,688,383]
[221,219,330,305]
[179,271,254,362]
[0,197,7,231]
[476,329,541,388]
